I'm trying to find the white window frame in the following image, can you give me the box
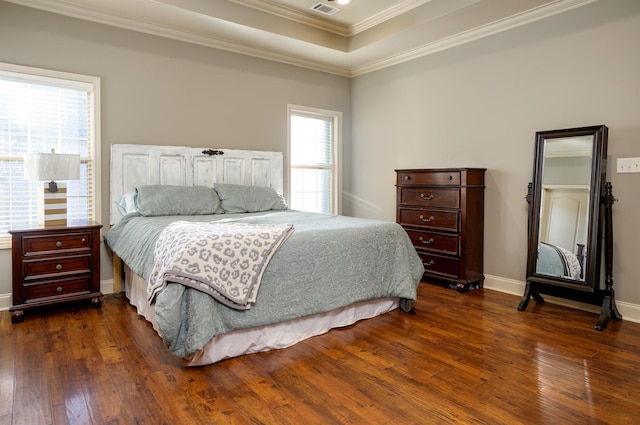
[287,104,342,215]
[0,62,101,249]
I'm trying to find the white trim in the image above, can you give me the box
[350,0,435,35]
[101,278,114,295]
[4,0,599,77]
[229,0,349,36]
[349,0,600,76]
[0,62,101,249]
[3,275,638,325]
[484,274,640,324]
[287,104,343,215]
[543,184,590,190]
[0,293,11,311]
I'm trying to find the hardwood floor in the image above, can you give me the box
[1,282,639,425]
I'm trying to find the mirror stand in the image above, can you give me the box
[518,181,622,331]
[596,182,623,330]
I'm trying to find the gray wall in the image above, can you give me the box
[0,2,351,295]
[2,0,640,310]
[348,0,640,305]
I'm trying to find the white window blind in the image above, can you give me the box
[289,106,341,214]
[0,63,100,248]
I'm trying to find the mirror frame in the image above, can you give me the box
[523,125,608,302]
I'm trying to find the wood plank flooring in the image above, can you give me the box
[1,282,639,425]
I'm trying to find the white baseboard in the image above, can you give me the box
[2,277,639,324]
[484,274,640,324]
[0,278,116,311]
[0,293,11,312]
[101,279,115,295]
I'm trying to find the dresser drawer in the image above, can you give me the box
[398,208,459,232]
[405,229,459,256]
[399,187,460,208]
[417,252,460,279]
[22,231,93,256]
[397,171,461,186]
[24,276,92,302]
[23,254,92,280]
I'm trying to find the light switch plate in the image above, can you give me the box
[617,157,640,173]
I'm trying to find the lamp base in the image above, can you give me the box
[38,182,68,227]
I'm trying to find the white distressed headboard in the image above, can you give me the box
[110,144,284,225]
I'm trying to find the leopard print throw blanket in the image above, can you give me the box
[148,221,294,310]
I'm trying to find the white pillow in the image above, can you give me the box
[114,192,137,216]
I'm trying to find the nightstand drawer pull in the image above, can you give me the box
[56,264,62,271]
[56,241,62,248]
[420,193,434,200]
[424,260,435,266]
[419,215,435,222]
[419,237,435,245]
[82,238,86,244]
[56,286,63,293]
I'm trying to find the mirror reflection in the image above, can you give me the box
[535,135,593,282]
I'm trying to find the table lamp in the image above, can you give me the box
[24,149,80,227]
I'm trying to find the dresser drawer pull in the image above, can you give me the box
[420,193,434,201]
[55,264,62,271]
[419,215,435,222]
[82,238,86,244]
[404,175,410,180]
[56,286,63,293]
[56,241,62,248]
[419,237,435,245]
[448,175,453,180]
[424,260,435,267]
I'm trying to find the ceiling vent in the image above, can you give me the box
[311,2,340,16]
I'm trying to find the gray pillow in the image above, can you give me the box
[134,185,222,216]
[214,183,288,213]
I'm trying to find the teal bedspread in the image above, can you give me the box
[104,210,424,359]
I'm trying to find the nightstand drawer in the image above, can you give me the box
[399,187,460,208]
[397,171,461,186]
[24,276,92,302]
[417,252,460,279]
[23,254,92,280]
[398,208,459,232]
[22,232,93,256]
[404,229,459,256]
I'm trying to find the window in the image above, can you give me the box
[288,105,341,215]
[0,63,101,248]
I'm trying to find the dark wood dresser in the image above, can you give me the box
[396,168,486,292]
[9,221,103,323]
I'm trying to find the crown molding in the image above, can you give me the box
[349,0,433,36]
[230,0,350,36]
[5,0,601,77]
[350,0,600,76]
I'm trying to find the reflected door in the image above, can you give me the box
[540,187,589,254]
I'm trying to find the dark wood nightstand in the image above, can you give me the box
[9,220,103,323]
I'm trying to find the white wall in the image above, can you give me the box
[349,0,640,307]
[0,2,351,298]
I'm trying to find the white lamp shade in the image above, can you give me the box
[24,153,81,181]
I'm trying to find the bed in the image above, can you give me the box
[105,144,424,366]
[536,241,583,280]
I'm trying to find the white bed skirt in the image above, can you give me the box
[124,266,400,366]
